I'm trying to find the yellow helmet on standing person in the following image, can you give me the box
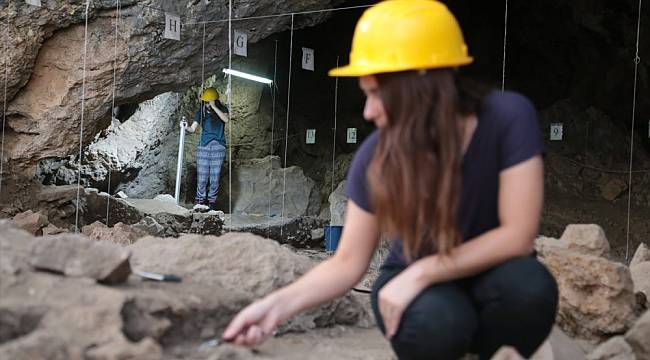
[200,87,219,101]
[329,0,473,77]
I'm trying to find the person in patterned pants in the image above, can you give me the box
[183,87,230,211]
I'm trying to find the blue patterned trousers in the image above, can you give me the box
[196,141,226,203]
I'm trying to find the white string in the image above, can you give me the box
[106,0,120,226]
[625,0,642,262]
[183,5,374,26]
[199,23,206,127]
[228,0,233,227]
[501,0,508,91]
[0,17,8,198]
[201,23,206,91]
[330,56,339,213]
[75,0,91,233]
[268,40,278,238]
[281,14,295,236]
[327,56,340,252]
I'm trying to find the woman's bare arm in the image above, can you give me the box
[409,155,544,287]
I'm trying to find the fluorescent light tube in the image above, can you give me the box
[223,69,273,84]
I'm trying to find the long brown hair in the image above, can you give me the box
[367,69,486,260]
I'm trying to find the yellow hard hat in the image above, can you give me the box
[200,87,219,101]
[329,0,473,77]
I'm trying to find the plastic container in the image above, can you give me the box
[324,225,343,251]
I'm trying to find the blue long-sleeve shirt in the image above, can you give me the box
[192,102,229,147]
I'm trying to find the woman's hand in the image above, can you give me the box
[378,265,428,340]
[222,294,288,347]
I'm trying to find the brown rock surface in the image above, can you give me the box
[30,233,132,284]
[559,224,611,258]
[600,179,628,201]
[41,223,67,236]
[82,221,148,245]
[0,222,375,358]
[0,220,35,274]
[539,246,636,340]
[11,210,48,236]
[129,233,372,332]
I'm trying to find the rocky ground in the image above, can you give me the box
[1,201,649,360]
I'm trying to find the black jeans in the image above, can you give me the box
[371,256,558,360]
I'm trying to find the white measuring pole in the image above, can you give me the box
[175,116,187,204]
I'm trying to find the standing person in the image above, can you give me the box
[223,1,558,359]
[183,87,230,211]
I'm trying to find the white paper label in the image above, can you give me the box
[25,0,41,6]
[306,129,316,144]
[234,30,248,57]
[550,123,563,141]
[347,128,357,144]
[302,47,314,71]
[164,13,181,41]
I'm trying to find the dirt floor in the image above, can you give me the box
[165,326,394,360]
[541,190,650,262]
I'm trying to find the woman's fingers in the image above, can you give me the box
[223,309,252,341]
[245,325,264,346]
[379,296,400,340]
[223,300,279,347]
[259,309,280,335]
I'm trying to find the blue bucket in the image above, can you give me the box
[324,225,343,251]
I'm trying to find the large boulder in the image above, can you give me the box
[11,210,49,236]
[128,233,372,332]
[328,180,347,226]
[536,224,612,258]
[29,234,131,284]
[536,228,636,340]
[559,224,611,258]
[229,156,320,218]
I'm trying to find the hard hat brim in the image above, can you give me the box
[328,57,474,77]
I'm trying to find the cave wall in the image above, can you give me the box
[0,0,342,180]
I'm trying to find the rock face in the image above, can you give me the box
[0,221,371,358]
[30,233,132,284]
[129,233,371,332]
[228,156,320,217]
[536,226,637,340]
[1,0,338,178]
[38,92,182,196]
